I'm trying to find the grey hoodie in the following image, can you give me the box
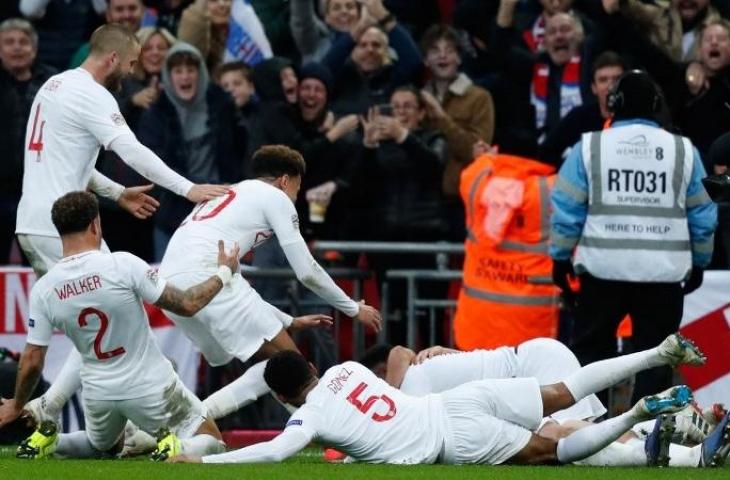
[161,42,219,183]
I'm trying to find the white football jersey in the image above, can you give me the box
[400,348,519,396]
[160,180,302,277]
[16,68,133,237]
[26,250,175,400]
[286,362,445,464]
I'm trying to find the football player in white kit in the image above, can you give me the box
[158,145,382,421]
[16,24,227,276]
[360,340,730,467]
[0,192,239,460]
[14,145,381,452]
[172,336,718,466]
[13,24,228,427]
[361,338,606,439]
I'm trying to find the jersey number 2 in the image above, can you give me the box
[28,104,45,159]
[78,308,126,360]
[346,382,397,422]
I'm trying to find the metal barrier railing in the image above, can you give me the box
[242,242,466,357]
[383,270,462,349]
[241,266,372,359]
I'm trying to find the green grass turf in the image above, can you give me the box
[1,445,729,480]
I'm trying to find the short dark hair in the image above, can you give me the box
[420,24,462,56]
[591,51,626,81]
[251,145,306,178]
[359,344,393,370]
[391,85,425,109]
[167,50,200,70]
[89,24,138,56]
[214,61,253,83]
[51,191,99,236]
[264,350,313,398]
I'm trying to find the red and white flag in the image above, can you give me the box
[679,271,730,406]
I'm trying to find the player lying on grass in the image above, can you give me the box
[0,192,237,460]
[171,335,721,466]
[362,338,607,441]
[359,339,729,467]
[10,145,382,456]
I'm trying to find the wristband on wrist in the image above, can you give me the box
[215,265,233,285]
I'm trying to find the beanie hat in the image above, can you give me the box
[299,62,333,96]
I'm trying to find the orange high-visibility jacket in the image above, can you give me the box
[454,153,559,350]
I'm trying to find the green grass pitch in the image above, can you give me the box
[2,445,730,480]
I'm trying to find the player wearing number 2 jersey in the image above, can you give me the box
[158,145,382,421]
[16,24,227,276]
[0,192,241,460]
[14,24,228,433]
[173,344,705,466]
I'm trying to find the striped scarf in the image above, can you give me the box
[530,56,583,133]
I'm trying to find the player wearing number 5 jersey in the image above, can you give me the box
[16,24,227,276]
[550,70,717,404]
[158,145,382,421]
[174,342,705,465]
[0,192,241,460]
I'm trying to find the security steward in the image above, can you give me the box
[549,70,717,402]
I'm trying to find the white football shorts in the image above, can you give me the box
[440,377,542,465]
[18,234,110,277]
[517,338,606,423]
[83,376,205,451]
[163,271,284,366]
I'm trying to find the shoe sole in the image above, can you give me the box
[645,386,693,416]
[706,421,730,467]
[649,415,676,467]
[673,335,706,366]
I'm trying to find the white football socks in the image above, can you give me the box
[557,409,639,463]
[668,443,702,467]
[562,348,663,402]
[54,431,100,459]
[571,436,702,467]
[573,440,647,466]
[37,349,83,420]
[181,434,226,456]
[203,360,270,419]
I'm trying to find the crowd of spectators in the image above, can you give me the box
[2,0,730,270]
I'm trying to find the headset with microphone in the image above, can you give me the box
[607,69,662,115]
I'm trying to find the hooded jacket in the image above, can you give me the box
[138,42,244,233]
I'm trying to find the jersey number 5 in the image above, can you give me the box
[28,103,45,160]
[346,382,397,422]
[78,308,126,360]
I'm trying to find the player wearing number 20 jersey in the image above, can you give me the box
[159,179,362,365]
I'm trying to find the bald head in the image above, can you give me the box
[89,24,139,57]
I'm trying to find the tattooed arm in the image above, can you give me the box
[155,279,224,316]
[155,240,240,316]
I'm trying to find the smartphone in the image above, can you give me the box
[374,103,394,117]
